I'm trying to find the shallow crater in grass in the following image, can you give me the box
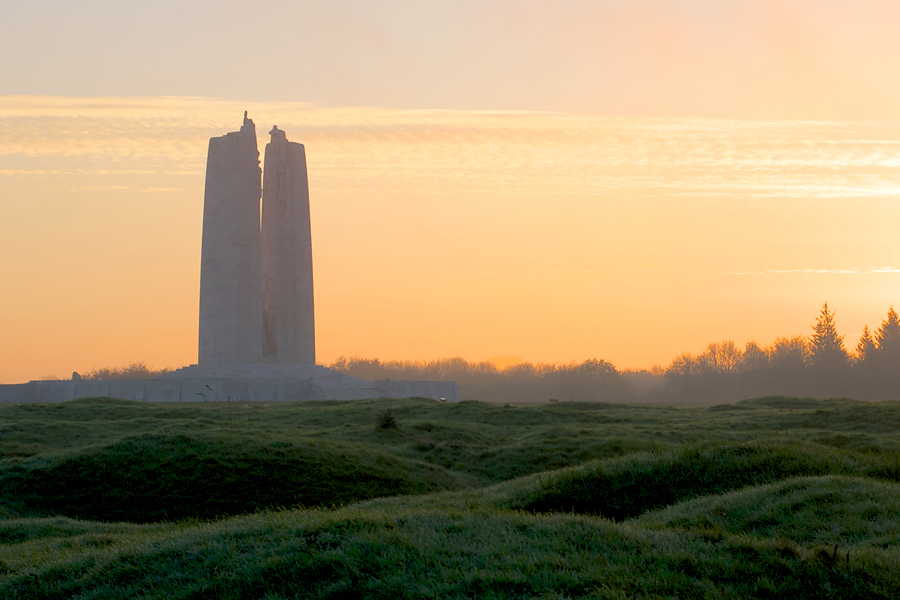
[634,475,900,548]
[0,433,460,523]
[508,443,873,520]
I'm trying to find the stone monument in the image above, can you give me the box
[0,114,461,403]
[261,125,316,365]
[198,111,264,365]
[198,117,316,367]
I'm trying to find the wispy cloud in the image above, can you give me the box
[3,96,900,199]
[725,266,900,275]
[432,266,900,277]
[0,169,173,176]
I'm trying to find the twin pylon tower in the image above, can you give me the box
[0,111,464,402]
[198,113,315,366]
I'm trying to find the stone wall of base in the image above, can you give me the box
[0,378,462,404]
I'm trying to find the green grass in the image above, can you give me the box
[0,433,459,522]
[505,442,900,520]
[3,394,900,598]
[635,475,900,549]
[1,497,897,598]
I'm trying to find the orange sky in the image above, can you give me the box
[2,96,900,383]
[4,2,900,382]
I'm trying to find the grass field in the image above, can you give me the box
[2,395,900,598]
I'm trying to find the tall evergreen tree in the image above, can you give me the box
[875,306,900,361]
[853,323,881,400]
[809,302,849,370]
[856,324,876,365]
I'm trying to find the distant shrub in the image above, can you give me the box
[376,408,399,430]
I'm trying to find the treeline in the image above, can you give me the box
[331,303,900,403]
[663,303,900,402]
[330,355,640,404]
[82,362,172,380]
[74,304,900,403]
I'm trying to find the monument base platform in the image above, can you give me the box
[0,365,462,404]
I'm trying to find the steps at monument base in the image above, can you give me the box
[0,377,462,403]
[161,363,370,386]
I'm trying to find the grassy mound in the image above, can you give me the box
[735,396,866,409]
[635,475,900,548]
[5,399,900,597]
[509,443,873,520]
[1,506,896,600]
[0,434,459,522]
